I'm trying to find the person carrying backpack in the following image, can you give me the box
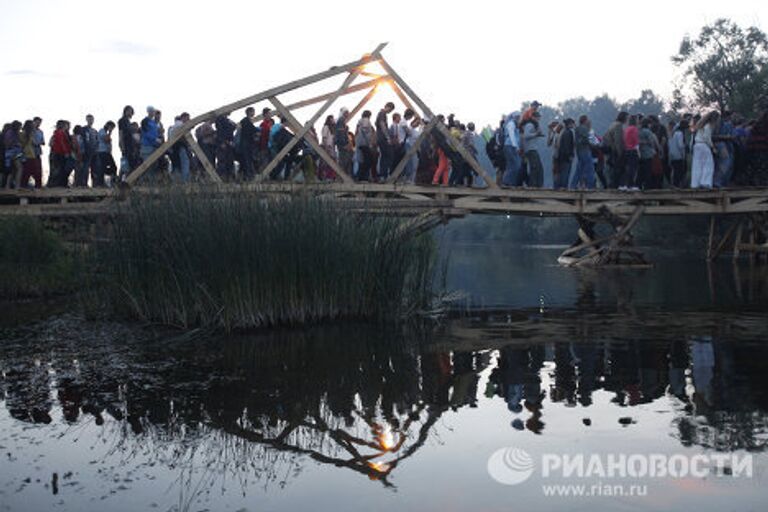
[486,117,506,185]
[335,108,352,176]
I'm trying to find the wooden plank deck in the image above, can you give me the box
[1,183,767,218]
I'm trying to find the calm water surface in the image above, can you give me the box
[1,244,767,512]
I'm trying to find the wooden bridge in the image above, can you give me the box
[1,42,766,266]
[1,182,768,217]
[1,183,767,266]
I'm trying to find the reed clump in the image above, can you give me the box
[92,190,437,331]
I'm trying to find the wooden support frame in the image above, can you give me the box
[386,118,438,184]
[377,56,498,190]
[184,133,221,183]
[255,78,385,124]
[270,97,353,183]
[558,205,648,267]
[260,70,362,180]
[124,44,500,190]
[732,213,768,263]
[434,123,498,188]
[346,84,380,121]
[388,81,417,115]
[126,43,387,185]
[706,216,739,261]
[359,70,385,79]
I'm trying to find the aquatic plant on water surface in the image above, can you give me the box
[90,190,438,331]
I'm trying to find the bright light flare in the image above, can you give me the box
[378,426,395,451]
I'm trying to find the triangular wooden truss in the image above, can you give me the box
[125,43,498,189]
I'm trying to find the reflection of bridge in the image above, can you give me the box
[4,313,768,492]
[1,183,767,266]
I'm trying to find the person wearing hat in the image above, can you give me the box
[521,101,541,124]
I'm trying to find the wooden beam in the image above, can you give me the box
[376,57,435,119]
[346,84,380,121]
[190,42,386,126]
[710,220,739,260]
[261,69,361,179]
[560,206,644,258]
[270,96,353,184]
[377,56,498,189]
[126,43,387,185]
[184,133,222,183]
[734,220,744,260]
[735,243,768,253]
[434,122,498,190]
[388,80,417,115]
[359,70,385,79]
[125,122,192,185]
[386,118,438,184]
[253,78,385,124]
[602,205,644,249]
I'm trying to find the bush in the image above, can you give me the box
[0,217,73,298]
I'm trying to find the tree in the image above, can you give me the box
[672,18,768,112]
[621,89,666,117]
[586,95,619,134]
[730,66,768,118]
[558,96,592,122]
[669,87,688,117]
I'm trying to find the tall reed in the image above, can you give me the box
[91,189,437,331]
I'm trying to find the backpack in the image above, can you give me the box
[335,120,348,147]
[273,127,293,152]
[485,128,504,166]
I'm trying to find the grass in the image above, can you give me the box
[90,189,438,331]
[0,216,75,298]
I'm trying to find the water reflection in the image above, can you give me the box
[446,243,768,310]
[2,313,768,495]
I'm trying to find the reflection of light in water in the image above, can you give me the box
[378,426,395,451]
[368,462,390,480]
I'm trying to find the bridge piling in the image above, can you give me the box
[557,205,650,268]
[732,213,768,263]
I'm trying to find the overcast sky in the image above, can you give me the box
[0,0,764,132]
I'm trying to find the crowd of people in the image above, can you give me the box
[1,115,118,189]
[490,103,768,190]
[2,100,767,190]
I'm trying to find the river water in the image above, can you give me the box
[1,241,767,512]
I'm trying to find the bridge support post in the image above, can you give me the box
[706,215,739,261]
[732,213,768,263]
[557,205,650,267]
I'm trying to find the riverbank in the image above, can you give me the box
[0,217,78,298]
